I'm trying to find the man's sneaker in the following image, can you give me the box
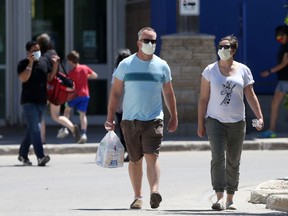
[18,155,32,166]
[150,192,162,209]
[130,199,143,209]
[260,130,277,138]
[57,127,69,139]
[38,155,50,166]
[72,125,81,143]
[78,134,87,144]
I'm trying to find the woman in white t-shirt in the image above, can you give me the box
[197,35,264,211]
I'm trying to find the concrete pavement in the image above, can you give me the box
[0,125,288,213]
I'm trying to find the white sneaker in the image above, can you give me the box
[56,128,69,139]
[78,134,87,144]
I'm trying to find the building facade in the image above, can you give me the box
[0,0,286,126]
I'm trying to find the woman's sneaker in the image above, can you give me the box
[18,155,32,166]
[38,155,50,166]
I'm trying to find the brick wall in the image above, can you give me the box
[160,33,217,136]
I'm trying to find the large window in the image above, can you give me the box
[74,0,107,63]
[31,0,65,58]
[0,0,5,118]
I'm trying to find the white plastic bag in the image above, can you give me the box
[96,131,125,168]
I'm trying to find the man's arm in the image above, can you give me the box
[47,55,60,82]
[162,81,178,132]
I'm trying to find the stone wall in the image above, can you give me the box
[160,33,217,136]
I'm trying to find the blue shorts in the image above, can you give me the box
[275,81,288,93]
[67,96,90,112]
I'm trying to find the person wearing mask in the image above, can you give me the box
[198,35,264,210]
[17,41,57,166]
[260,25,288,138]
[105,27,178,209]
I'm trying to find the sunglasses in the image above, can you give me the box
[141,39,157,44]
[217,45,231,50]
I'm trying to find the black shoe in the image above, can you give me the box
[38,155,50,166]
[150,192,162,209]
[18,155,32,166]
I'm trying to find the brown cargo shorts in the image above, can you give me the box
[120,119,164,162]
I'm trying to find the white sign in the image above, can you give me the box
[180,0,200,16]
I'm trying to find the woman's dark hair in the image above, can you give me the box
[219,35,238,50]
[275,25,288,36]
[25,41,38,51]
[115,48,131,67]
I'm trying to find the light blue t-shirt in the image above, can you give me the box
[113,53,172,121]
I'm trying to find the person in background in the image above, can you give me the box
[113,48,131,162]
[36,33,81,143]
[198,35,264,211]
[105,27,178,210]
[57,50,98,144]
[17,41,56,166]
[260,25,288,138]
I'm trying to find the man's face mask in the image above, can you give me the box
[32,50,41,61]
[140,39,156,55]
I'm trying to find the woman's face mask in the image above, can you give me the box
[217,44,232,60]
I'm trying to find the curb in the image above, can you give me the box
[2,140,288,155]
[266,194,288,213]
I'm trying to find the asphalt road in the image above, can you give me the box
[1,151,287,216]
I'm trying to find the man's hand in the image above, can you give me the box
[104,121,115,131]
[51,55,60,64]
[167,117,178,132]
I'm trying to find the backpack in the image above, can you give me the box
[47,63,77,105]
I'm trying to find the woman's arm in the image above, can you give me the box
[244,84,264,130]
[197,76,210,137]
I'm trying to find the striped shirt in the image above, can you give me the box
[113,53,172,121]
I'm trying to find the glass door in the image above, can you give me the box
[0,0,6,119]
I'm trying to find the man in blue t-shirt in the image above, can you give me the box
[105,27,178,209]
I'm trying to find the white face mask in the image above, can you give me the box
[141,42,156,55]
[217,48,232,61]
[32,50,41,61]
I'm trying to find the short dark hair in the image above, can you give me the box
[25,41,38,51]
[115,48,131,67]
[275,25,288,36]
[219,35,238,50]
[67,50,80,64]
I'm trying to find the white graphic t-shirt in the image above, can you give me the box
[202,61,254,123]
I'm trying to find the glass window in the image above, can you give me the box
[0,69,5,118]
[74,0,107,63]
[0,0,5,64]
[31,0,65,58]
